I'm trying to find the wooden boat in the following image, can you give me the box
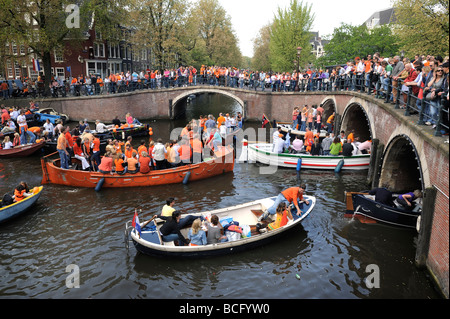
[0,186,43,223]
[277,123,327,138]
[0,140,46,158]
[40,145,235,188]
[93,123,149,140]
[344,191,421,229]
[248,143,370,170]
[125,195,316,257]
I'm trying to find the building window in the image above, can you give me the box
[12,43,18,55]
[55,67,65,79]
[6,60,13,78]
[94,43,105,57]
[54,50,64,62]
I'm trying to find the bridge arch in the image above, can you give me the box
[378,133,428,193]
[319,97,336,122]
[340,101,373,142]
[171,88,245,119]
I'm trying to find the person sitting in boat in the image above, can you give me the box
[310,137,321,156]
[43,119,54,140]
[139,151,151,173]
[159,198,205,229]
[321,132,333,156]
[12,132,20,147]
[206,214,228,244]
[358,139,372,154]
[112,116,121,127]
[1,135,13,149]
[369,184,395,207]
[259,184,310,221]
[258,202,294,233]
[98,152,114,174]
[187,219,207,246]
[114,153,127,175]
[329,136,343,156]
[289,136,304,154]
[125,112,142,126]
[73,137,91,171]
[13,182,32,202]
[395,190,422,211]
[1,118,15,134]
[341,139,354,157]
[159,211,190,246]
[127,151,139,174]
[95,120,107,133]
[152,138,167,170]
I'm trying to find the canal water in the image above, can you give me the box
[0,93,441,300]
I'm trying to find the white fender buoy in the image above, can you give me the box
[238,139,249,163]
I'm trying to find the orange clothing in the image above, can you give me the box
[281,187,304,207]
[327,114,335,124]
[125,148,134,159]
[65,132,73,147]
[178,144,192,161]
[114,158,125,172]
[114,142,124,154]
[57,133,67,150]
[1,111,10,124]
[98,156,113,172]
[28,126,40,134]
[304,130,313,141]
[138,145,147,157]
[139,157,151,173]
[127,157,138,171]
[217,116,225,127]
[73,143,83,156]
[14,189,26,202]
[192,138,203,154]
[93,138,100,152]
[347,133,354,143]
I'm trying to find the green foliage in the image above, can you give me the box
[268,0,315,72]
[316,23,400,67]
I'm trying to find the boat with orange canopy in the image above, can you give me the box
[41,146,235,188]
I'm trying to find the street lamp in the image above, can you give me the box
[295,46,302,91]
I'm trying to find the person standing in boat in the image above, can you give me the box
[260,184,310,221]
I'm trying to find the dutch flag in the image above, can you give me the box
[132,210,141,235]
[32,58,40,72]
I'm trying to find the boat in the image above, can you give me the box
[344,191,421,229]
[34,108,69,125]
[277,123,327,138]
[125,195,316,257]
[248,143,370,170]
[0,186,43,223]
[0,140,46,158]
[40,145,235,188]
[93,123,150,140]
[43,131,112,154]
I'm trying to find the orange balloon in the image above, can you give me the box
[113,128,117,133]
[149,131,153,135]
[115,125,119,128]
[130,124,134,128]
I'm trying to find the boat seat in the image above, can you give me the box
[251,209,265,218]
[163,241,175,246]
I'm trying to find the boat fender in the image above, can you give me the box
[182,171,191,185]
[121,131,125,140]
[95,177,105,192]
[335,159,344,173]
[296,158,302,171]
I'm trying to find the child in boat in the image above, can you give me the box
[206,214,228,244]
[13,182,32,202]
[2,136,13,149]
[187,219,207,246]
[267,202,293,231]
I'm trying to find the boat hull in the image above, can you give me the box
[128,195,316,258]
[0,141,46,158]
[0,186,43,223]
[248,143,370,170]
[347,193,420,228]
[41,146,235,188]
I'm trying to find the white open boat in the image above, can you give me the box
[277,123,327,138]
[248,143,370,170]
[125,195,316,257]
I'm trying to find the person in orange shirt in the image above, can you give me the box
[137,140,147,158]
[139,151,151,173]
[217,113,225,128]
[127,151,139,173]
[114,140,124,156]
[114,153,127,175]
[13,182,32,202]
[124,143,134,159]
[191,134,203,163]
[178,138,192,165]
[260,184,310,221]
[91,134,101,171]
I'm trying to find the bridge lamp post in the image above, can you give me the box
[295,46,302,92]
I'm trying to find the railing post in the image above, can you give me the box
[417,97,426,125]
[404,86,412,116]
[434,97,444,137]
[394,80,402,109]
[385,77,392,104]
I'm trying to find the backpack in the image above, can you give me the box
[1,193,14,207]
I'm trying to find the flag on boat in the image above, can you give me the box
[262,113,270,128]
[132,210,141,235]
[32,59,40,72]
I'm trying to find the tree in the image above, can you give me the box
[393,0,449,56]
[190,0,242,67]
[252,23,272,71]
[129,0,191,70]
[316,23,400,67]
[0,0,128,94]
[269,0,315,72]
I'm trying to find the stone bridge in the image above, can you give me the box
[5,87,448,297]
